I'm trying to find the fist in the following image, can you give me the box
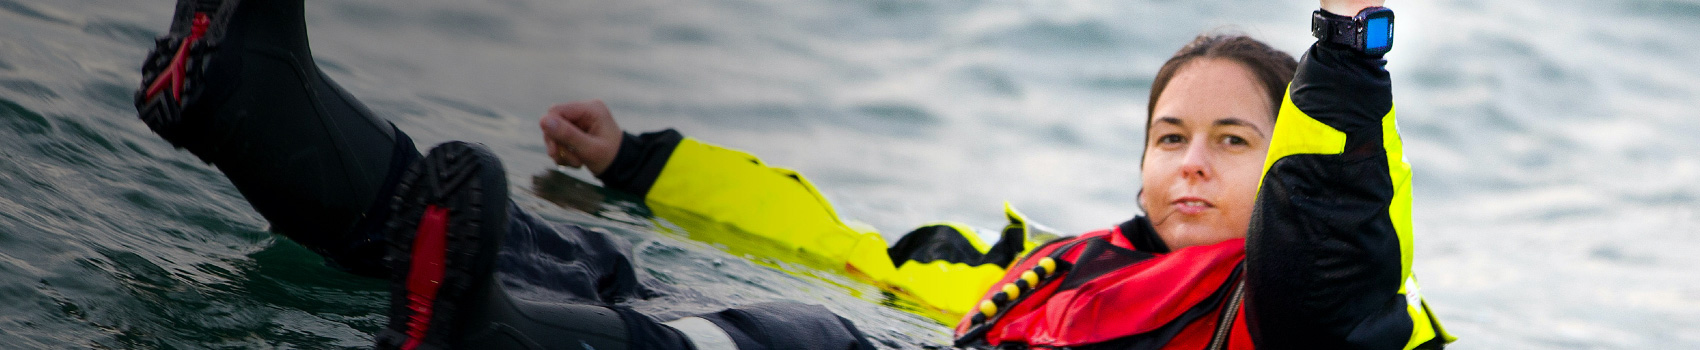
[540,99,623,175]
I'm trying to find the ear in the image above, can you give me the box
[1136,188,1148,214]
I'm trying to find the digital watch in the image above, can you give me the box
[1311,6,1394,56]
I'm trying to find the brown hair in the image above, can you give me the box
[1146,33,1298,127]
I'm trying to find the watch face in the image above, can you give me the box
[1365,17,1390,51]
[1360,8,1395,55]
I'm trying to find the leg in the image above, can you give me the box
[135,0,413,276]
[376,142,668,350]
[380,143,875,350]
[497,209,658,304]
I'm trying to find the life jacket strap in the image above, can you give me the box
[1206,277,1247,350]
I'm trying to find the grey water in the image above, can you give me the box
[2,0,1698,348]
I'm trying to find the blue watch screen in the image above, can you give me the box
[1366,17,1390,49]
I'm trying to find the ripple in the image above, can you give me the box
[55,118,118,153]
[976,18,1124,50]
[426,7,518,43]
[82,19,159,45]
[961,65,1024,97]
[0,79,57,100]
[0,0,71,25]
[1623,0,1700,18]
[80,79,138,113]
[0,98,51,135]
[854,102,940,125]
[1588,244,1658,265]
[654,25,714,44]
[419,94,505,120]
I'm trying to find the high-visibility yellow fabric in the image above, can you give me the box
[642,138,1019,323]
[1381,111,1458,348]
[1258,93,1348,190]
[646,138,883,272]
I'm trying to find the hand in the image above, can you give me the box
[1320,0,1384,16]
[540,99,622,175]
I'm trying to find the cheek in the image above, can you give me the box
[1222,152,1268,209]
[1139,156,1174,206]
[1140,153,1177,185]
[1139,168,1162,205]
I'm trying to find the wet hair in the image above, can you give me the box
[1146,33,1298,128]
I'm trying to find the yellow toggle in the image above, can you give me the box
[978,300,998,317]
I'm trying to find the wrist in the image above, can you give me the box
[1321,1,1382,17]
[589,132,631,176]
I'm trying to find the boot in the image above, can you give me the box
[134,0,416,276]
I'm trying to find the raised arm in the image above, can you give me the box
[1243,1,1453,348]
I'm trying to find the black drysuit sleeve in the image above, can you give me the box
[596,129,685,198]
[1242,43,1452,349]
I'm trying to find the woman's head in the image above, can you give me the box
[1138,33,1297,250]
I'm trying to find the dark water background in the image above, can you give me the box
[3,0,1700,348]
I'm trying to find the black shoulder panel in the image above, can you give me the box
[887,225,989,267]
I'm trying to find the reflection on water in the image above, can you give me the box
[1,0,1698,348]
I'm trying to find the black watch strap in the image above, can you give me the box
[1311,10,1358,50]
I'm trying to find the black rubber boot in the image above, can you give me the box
[376,142,631,350]
[134,0,416,276]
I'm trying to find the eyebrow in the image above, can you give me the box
[1153,116,1268,137]
[1213,118,1267,137]
[1154,117,1185,127]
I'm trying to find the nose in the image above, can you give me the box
[1178,139,1211,180]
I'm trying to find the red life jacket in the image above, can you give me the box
[952,226,1253,349]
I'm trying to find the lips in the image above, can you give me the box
[1170,196,1214,215]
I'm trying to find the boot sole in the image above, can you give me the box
[376,142,510,350]
[134,0,239,141]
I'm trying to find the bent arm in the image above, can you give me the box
[597,130,1037,320]
[1243,38,1453,349]
[596,130,893,278]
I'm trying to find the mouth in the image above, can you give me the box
[1170,197,1214,214]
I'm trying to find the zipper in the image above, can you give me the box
[1206,279,1246,350]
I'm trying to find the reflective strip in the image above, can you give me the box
[664,317,739,350]
[1257,84,1349,191]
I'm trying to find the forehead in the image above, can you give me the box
[1149,58,1275,130]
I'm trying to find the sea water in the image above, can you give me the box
[1,0,1698,348]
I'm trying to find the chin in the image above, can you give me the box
[1162,224,1242,249]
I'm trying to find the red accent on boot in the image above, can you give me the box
[143,13,211,103]
[401,205,450,350]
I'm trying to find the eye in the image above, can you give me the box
[1221,135,1248,146]
[1156,134,1185,145]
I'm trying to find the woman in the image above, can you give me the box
[132,0,1449,348]
[541,0,1453,348]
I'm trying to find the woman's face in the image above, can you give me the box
[1140,58,1276,250]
